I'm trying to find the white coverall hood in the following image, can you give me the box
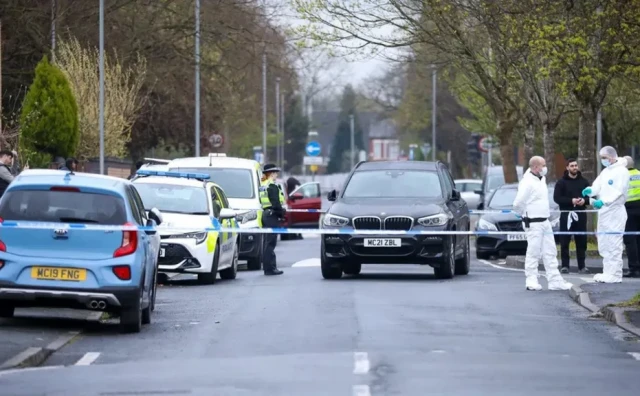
[585,157,630,283]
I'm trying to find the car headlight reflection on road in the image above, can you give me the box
[323,213,349,227]
[169,232,207,244]
[417,213,451,227]
[477,218,498,231]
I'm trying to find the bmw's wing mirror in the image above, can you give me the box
[327,189,337,201]
[451,189,461,201]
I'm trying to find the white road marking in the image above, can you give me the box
[628,352,640,361]
[579,277,596,283]
[0,365,64,377]
[291,258,321,267]
[478,259,525,272]
[353,385,371,396]
[431,350,447,353]
[74,352,100,366]
[301,233,321,239]
[353,352,370,374]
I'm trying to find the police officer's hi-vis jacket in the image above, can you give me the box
[259,179,285,217]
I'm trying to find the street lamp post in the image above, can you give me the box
[194,0,201,157]
[99,0,105,174]
[275,77,280,169]
[431,64,437,162]
[349,114,355,169]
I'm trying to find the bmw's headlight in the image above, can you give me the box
[170,232,207,244]
[237,210,258,224]
[417,213,451,227]
[477,218,498,231]
[323,213,349,227]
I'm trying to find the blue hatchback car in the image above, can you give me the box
[0,170,163,333]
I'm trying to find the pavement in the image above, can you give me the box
[1,234,640,395]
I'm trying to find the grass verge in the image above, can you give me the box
[614,292,640,308]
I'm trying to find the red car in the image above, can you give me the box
[277,180,322,240]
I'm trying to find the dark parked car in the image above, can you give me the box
[320,160,471,279]
[476,166,524,210]
[475,183,560,259]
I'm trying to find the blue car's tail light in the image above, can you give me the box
[114,222,138,258]
[113,265,131,280]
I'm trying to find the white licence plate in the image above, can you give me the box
[364,238,401,247]
[507,234,526,241]
[159,248,166,258]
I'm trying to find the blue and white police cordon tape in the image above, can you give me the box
[0,221,636,236]
[287,208,601,214]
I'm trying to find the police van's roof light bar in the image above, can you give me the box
[136,169,210,180]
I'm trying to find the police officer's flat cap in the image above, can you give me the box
[263,163,281,173]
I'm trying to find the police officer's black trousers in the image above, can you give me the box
[623,211,640,271]
[262,212,280,273]
[559,212,587,270]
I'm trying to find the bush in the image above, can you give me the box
[19,56,79,167]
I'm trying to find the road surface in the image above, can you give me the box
[1,234,640,395]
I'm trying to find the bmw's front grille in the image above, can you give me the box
[497,221,523,232]
[353,217,382,230]
[384,216,413,231]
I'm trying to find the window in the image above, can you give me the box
[488,188,518,209]
[210,186,222,218]
[214,186,230,208]
[342,170,442,198]
[292,183,321,198]
[0,190,127,225]
[134,183,209,215]
[128,186,148,224]
[125,189,143,225]
[440,167,455,196]
[170,167,255,199]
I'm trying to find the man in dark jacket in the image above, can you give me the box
[553,158,591,274]
[622,156,640,278]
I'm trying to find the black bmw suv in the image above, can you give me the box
[320,160,470,279]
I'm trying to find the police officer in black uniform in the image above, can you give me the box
[260,164,284,275]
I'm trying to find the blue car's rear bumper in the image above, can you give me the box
[0,253,143,311]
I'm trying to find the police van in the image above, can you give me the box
[145,154,265,270]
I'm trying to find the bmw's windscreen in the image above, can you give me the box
[342,170,442,198]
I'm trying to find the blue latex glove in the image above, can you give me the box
[593,199,604,209]
[582,187,592,197]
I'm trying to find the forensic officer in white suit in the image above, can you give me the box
[582,146,630,283]
[513,156,573,291]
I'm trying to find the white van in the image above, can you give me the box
[146,154,264,270]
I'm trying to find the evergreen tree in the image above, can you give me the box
[412,146,426,161]
[283,95,310,172]
[19,56,79,167]
[327,84,364,173]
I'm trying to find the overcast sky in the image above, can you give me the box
[271,1,395,88]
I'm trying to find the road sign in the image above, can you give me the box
[310,165,318,172]
[303,156,323,165]
[253,146,263,164]
[478,136,497,153]
[305,141,321,156]
[209,134,224,148]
